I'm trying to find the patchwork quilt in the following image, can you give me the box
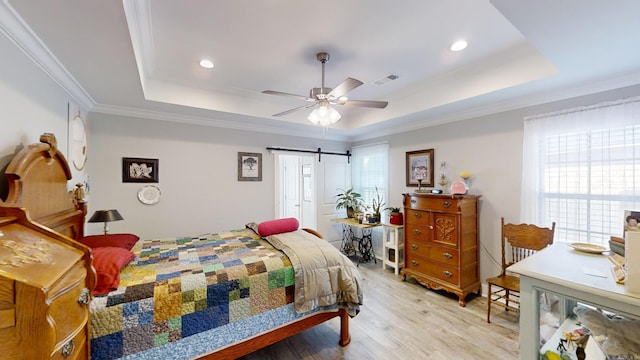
[89,228,296,360]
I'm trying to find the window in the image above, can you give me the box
[351,143,389,214]
[522,96,640,245]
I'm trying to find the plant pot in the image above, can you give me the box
[347,206,355,219]
[368,214,380,224]
[390,212,403,225]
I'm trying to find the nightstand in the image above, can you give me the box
[381,223,404,275]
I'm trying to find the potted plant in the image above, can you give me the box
[368,186,385,223]
[386,206,403,225]
[335,188,363,218]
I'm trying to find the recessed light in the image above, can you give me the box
[200,59,214,69]
[450,40,468,52]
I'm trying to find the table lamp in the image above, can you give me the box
[88,209,124,234]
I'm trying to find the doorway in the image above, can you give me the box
[276,154,316,229]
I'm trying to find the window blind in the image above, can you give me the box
[522,96,640,245]
[351,143,389,213]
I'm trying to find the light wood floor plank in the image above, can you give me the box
[240,261,519,360]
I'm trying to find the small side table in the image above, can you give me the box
[381,223,404,275]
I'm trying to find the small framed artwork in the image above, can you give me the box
[238,152,262,181]
[406,149,434,187]
[123,157,159,183]
[624,210,640,234]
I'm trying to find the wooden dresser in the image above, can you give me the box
[0,206,94,359]
[401,193,481,306]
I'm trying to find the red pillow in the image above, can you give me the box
[257,218,300,237]
[78,233,139,250]
[91,247,136,295]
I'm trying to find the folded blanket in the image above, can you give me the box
[265,229,363,316]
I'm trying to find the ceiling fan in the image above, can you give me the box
[262,52,389,122]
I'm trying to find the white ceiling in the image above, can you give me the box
[4,0,640,141]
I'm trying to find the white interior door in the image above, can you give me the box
[277,154,316,230]
[282,156,301,220]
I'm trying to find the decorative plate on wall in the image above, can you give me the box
[69,114,87,170]
[138,185,161,205]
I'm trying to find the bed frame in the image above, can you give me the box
[1,133,351,359]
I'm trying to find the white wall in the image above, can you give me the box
[0,30,86,195]
[86,113,348,239]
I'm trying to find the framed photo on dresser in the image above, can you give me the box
[406,149,434,187]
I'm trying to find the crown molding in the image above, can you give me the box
[0,0,94,111]
[90,103,350,142]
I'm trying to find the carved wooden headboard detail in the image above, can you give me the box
[0,133,86,240]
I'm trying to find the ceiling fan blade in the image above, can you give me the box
[327,77,363,99]
[272,102,318,117]
[336,99,389,109]
[262,90,312,102]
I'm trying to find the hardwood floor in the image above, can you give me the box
[240,261,520,360]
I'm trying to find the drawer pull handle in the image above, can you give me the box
[411,199,416,204]
[411,260,419,266]
[443,271,453,278]
[412,212,421,218]
[411,244,418,250]
[443,253,452,259]
[413,229,421,235]
[61,339,75,357]
[78,288,90,305]
[443,201,451,208]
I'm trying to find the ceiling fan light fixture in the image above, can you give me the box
[450,40,468,52]
[308,104,341,126]
[199,59,214,69]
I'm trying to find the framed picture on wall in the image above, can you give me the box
[238,152,262,181]
[122,157,159,183]
[624,210,640,234]
[406,149,434,187]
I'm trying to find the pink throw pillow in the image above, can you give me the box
[257,218,300,237]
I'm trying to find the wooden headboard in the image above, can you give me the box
[0,133,86,240]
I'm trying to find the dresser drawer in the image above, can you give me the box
[52,327,87,360]
[426,244,459,265]
[405,223,431,242]
[406,196,459,213]
[405,209,430,226]
[405,253,459,285]
[406,241,459,265]
[49,265,89,344]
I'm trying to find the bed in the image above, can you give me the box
[0,133,363,359]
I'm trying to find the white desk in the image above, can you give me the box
[508,243,640,359]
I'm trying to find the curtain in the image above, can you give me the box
[521,96,640,245]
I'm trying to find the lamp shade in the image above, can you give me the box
[308,104,341,126]
[89,209,124,223]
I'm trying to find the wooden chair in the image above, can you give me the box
[486,217,555,323]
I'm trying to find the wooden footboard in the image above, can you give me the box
[198,307,350,360]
